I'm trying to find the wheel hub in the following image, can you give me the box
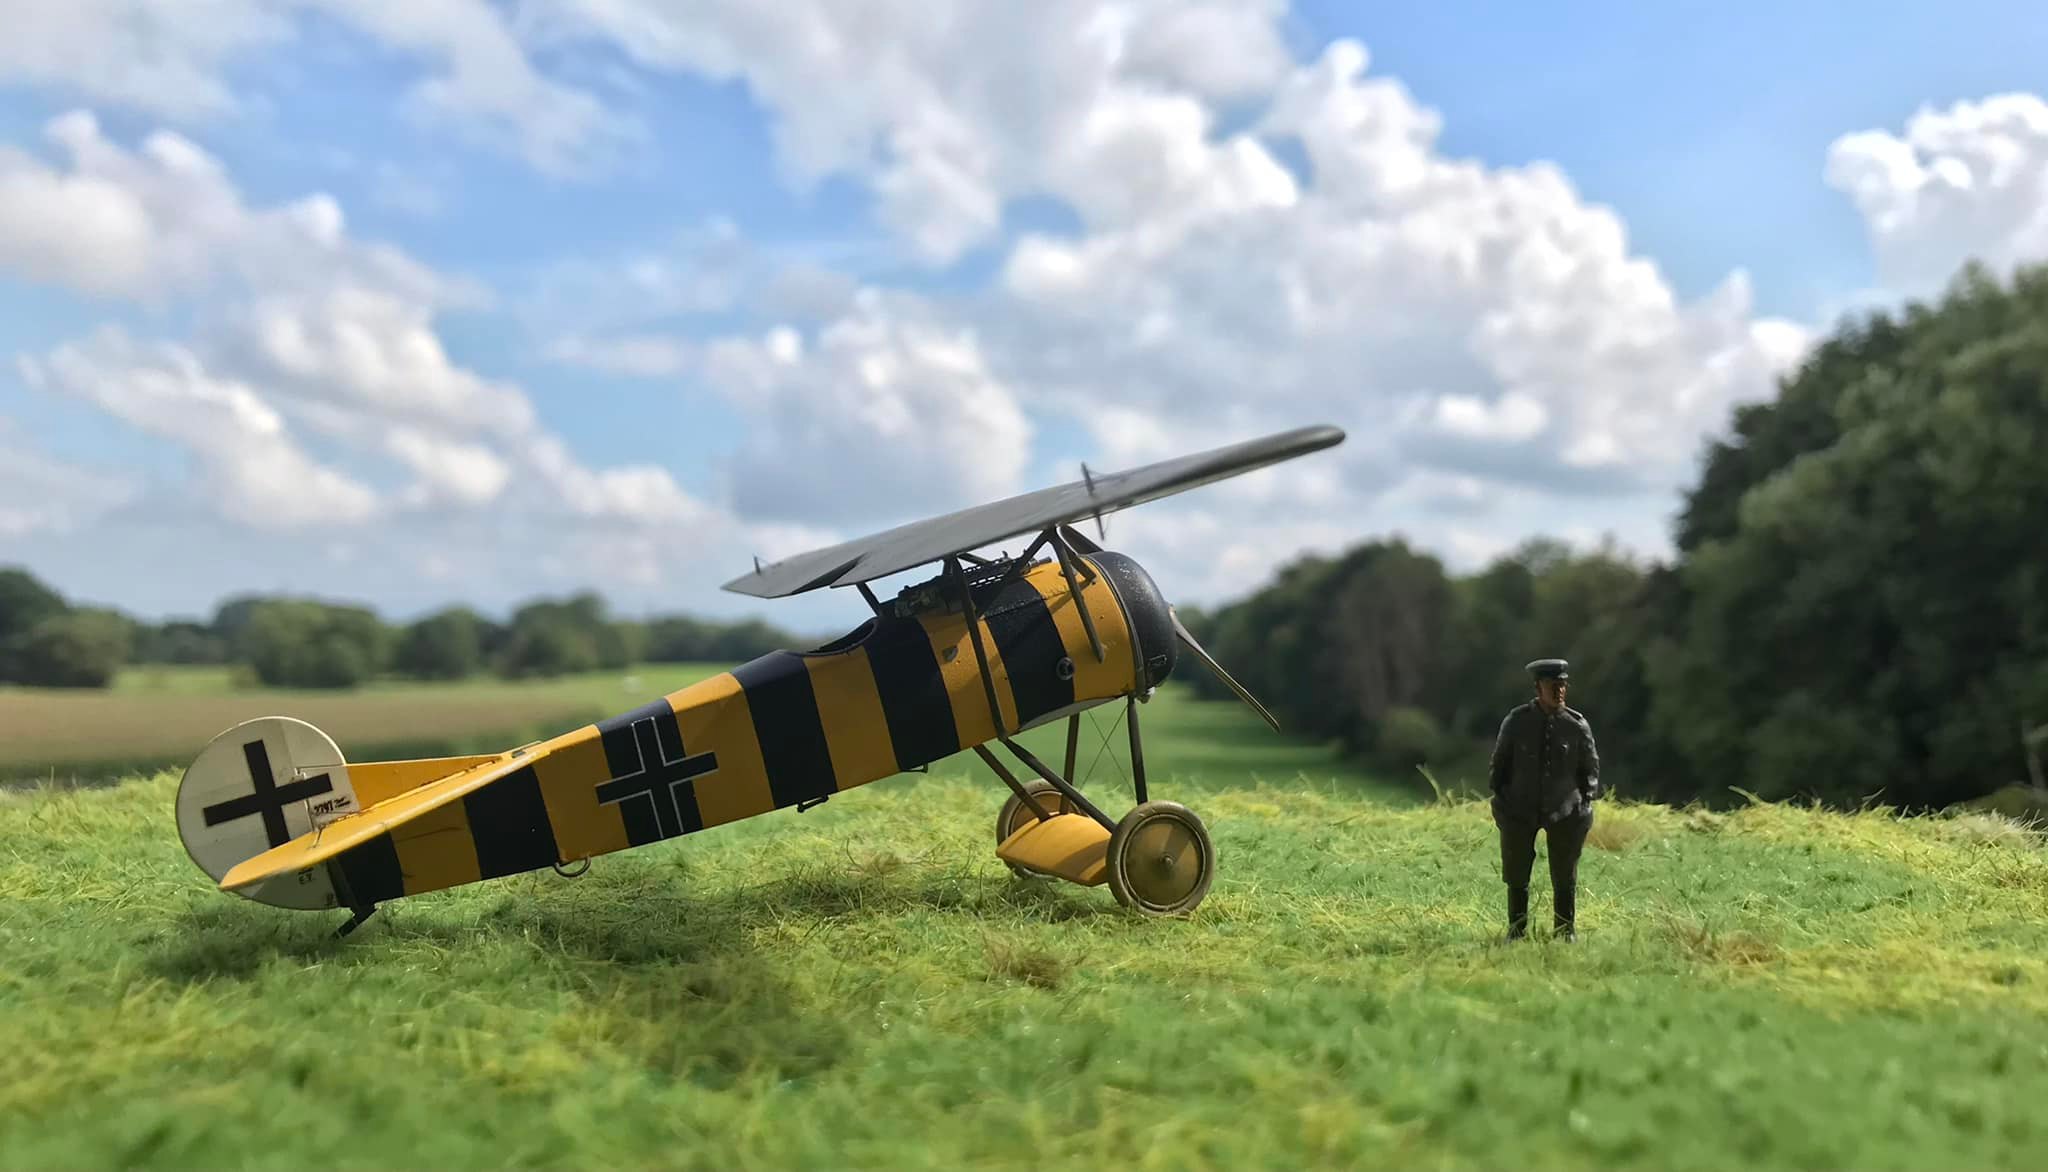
[1124,815,1203,908]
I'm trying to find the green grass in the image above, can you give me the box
[0,664,731,784]
[6,696,2048,1170]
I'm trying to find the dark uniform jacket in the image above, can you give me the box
[1489,701,1601,826]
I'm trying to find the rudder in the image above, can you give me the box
[175,716,362,910]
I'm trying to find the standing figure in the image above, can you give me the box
[1489,658,1601,941]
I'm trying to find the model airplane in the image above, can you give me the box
[175,424,1345,931]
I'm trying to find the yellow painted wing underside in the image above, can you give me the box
[218,752,526,892]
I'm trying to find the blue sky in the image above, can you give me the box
[1,0,2044,629]
[1320,0,2048,316]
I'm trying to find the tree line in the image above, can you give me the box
[0,574,805,690]
[1184,261,2048,812]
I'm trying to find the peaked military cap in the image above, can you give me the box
[1525,658,1570,680]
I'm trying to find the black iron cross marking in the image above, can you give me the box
[201,740,335,848]
[594,716,718,839]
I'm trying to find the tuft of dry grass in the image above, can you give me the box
[1929,810,2043,850]
[1586,808,1655,852]
[1661,914,1783,966]
[984,939,1074,989]
[1681,807,1729,834]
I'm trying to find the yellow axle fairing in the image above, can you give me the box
[221,557,1141,905]
[997,813,1111,886]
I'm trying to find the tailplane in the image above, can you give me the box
[176,716,515,911]
[175,716,363,910]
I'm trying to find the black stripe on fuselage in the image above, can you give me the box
[981,577,1075,727]
[596,698,707,847]
[866,619,960,770]
[463,764,560,879]
[730,651,837,808]
[334,833,405,905]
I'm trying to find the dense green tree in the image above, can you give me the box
[1653,262,2048,808]
[394,607,490,680]
[497,619,602,678]
[135,620,230,665]
[1195,552,1344,734]
[491,592,629,676]
[4,608,131,687]
[1428,547,1543,742]
[210,595,272,660]
[1373,706,1446,771]
[0,566,66,648]
[1195,542,1455,753]
[1675,313,1909,554]
[644,615,713,661]
[707,618,798,662]
[243,599,392,688]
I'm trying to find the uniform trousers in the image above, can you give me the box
[1495,805,1593,932]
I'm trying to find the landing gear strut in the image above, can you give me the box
[991,706,1216,917]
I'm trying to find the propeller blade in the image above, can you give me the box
[1081,462,1106,540]
[1168,606,1281,733]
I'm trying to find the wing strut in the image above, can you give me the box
[948,555,1010,739]
[996,529,1053,589]
[1049,528,1105,663]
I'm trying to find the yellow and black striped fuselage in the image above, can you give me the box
[326,554,1165,905]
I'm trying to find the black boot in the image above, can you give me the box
[1553,883,1576,942]
[1507,886,1529,941]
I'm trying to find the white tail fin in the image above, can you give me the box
[175,716,362,910]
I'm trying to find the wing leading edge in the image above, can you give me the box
[721,423,1346,599]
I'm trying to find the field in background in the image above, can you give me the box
[7,735,2048,1168]
[0,664,730,784]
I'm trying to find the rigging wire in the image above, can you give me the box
[1080,703,1131,791]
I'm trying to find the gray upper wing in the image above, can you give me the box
[720,423,1346,598]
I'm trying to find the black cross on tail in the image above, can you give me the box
[595,713,719,842]
[202,740,335,848]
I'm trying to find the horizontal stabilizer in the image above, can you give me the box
[722,424,1345,598]
[218,752,525,893]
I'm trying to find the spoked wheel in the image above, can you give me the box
[995,779,1071,878]
[1106,801,1214,916]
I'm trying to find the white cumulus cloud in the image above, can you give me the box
[998,41,1807,510]
[19,330,381,529]
[0,0,631,178]
[519,0,1298,262]
[0,0,288,119]
[1827,92,2048,297]
[697,291,1034,525]
[4,111,714,544]
[0,417,138,539]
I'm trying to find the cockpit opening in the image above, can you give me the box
[806,616,878,655]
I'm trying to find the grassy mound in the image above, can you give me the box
[6,763,2048,1170]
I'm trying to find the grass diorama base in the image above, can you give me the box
[7,731,2048,1169]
